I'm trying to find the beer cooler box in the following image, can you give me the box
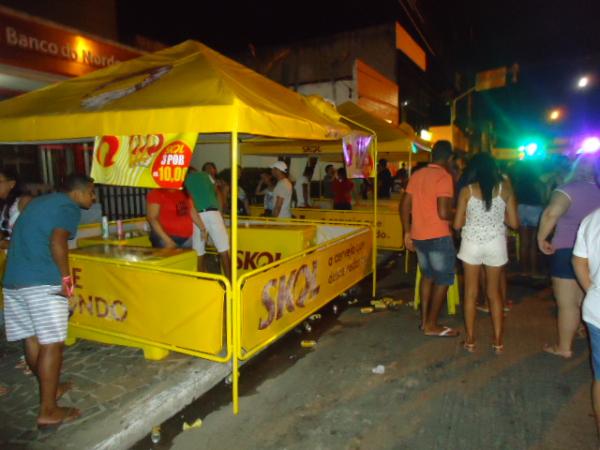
[70,244,197,271]
[77,230,152,248]
[236,223,317,275]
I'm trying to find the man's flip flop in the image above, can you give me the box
[424,326,459,337]
[37,407,81,431]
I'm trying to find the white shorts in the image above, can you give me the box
[192,210,230,256]
[3,285,69,344]
[458,235,508,267]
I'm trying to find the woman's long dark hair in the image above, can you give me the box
[467,153,502,211]
[0,168,24,229]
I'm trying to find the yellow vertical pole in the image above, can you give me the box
[338,115,378,299]
[372,136,378,298]
[232,284,239,415]
[231,121,240,415]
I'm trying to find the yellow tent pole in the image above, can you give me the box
[231,111,240,415]
[372,136,378,298]
[338,115,378,298]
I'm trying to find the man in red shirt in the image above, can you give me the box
[332,167,355,210]
[146,189,193,248]
[400,140,459,337]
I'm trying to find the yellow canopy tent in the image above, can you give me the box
[0,40,349,142]
[239,101,430,161]
[0,40,357,414]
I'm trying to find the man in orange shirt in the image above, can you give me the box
[401,140,459,337]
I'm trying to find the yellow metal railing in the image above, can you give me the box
[67,253,233,364]
[233,225,372,361]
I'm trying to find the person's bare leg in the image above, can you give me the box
[220,251,231,280]
[419,275,433,329]
[544,277,583,357]
[485,265,504,348]
[197,255,205,272]
[36,342,80,425]
[24,336,40,375]
[463,263,481,346]
[500,267,508,309]
[424,283,451,334]
[478,269,487,307]
[26,337,72,400]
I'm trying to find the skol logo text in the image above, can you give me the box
[258,261,320,329]
[237,250,282,270]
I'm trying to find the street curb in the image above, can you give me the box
[37,358,233,450]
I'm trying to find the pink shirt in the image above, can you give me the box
[406,164,454,240]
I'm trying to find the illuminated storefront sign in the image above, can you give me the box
[0,6,141,77]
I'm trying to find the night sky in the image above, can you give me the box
[117,0,600,147]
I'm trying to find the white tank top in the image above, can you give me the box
[461,184,506,243]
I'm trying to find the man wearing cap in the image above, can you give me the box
[185,166,231,278]
[270,161,293,218]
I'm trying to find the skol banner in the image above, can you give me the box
[342,132,375,179]
[91,133,197,188]
[239,228,372,357]
[68,256,225,354]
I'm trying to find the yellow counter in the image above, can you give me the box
[237,223,316,274]
[247,205,403,250]
[77,230,151,248]
[70,244,196,271]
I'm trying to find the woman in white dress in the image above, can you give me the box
[453,154,519,354]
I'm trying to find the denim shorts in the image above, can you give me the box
[588,322,600,381]
[550,248,576,279]
[414,236,456,286]
[150,231,192,249]
[518,204,543,228]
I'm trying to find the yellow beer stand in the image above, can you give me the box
[0,40,376,415]
[241,101,431,253]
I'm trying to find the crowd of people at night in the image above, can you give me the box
[400,140,600,437]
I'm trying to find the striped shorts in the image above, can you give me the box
[3,285,69,345]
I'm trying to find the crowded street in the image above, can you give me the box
[1,1,600,449]
[1,256,596,449]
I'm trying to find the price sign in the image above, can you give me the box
[92,133,197,188]
[151,141,192,188]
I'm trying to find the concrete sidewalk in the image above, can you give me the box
[0,336,232,449]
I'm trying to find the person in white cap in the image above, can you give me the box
[270,161,293,218]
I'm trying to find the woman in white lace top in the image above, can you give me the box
[453,153,519,354]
